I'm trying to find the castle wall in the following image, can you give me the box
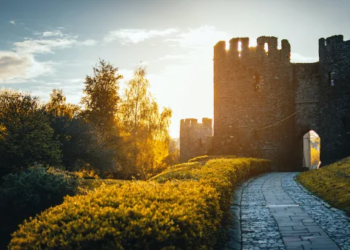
[317,36,350,164]
[213,37,295,170]
[293,62,321,168]
[180,35,350,170]
[180,118,212,162]
[212,35,350,170]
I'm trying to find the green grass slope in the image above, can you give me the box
[297,156,350,215]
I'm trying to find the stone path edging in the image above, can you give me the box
[293,175,349,220]
[223,175,263,250]
[233,172,350,250]
[283,173,350,249]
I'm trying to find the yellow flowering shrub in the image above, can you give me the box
[9,158,270,249]
[152,158,270,220]
[188,155,236,163]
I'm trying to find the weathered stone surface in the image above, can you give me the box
[236,173,350,250]
[179,35,350,170]
[179,118,212,162]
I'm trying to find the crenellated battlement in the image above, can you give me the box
[180,118,213,129]
[319,35,344,50]
[319,35,350,60]
[214,36,291,61]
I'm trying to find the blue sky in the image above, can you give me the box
[1,0,349,137]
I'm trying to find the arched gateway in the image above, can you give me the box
[180,35,350,171]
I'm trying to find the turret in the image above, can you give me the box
[180,118,213,162]
[281,39,291,61]
[319,35,346,61]
[202,118,213,128]
[214,41,226,60]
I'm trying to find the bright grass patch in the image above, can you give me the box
[297,156,350,215]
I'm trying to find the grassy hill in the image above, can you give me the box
[297,157,350,215]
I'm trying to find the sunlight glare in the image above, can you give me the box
[238,41,242,51]
[264,43,269,52]
[225,40,230,50]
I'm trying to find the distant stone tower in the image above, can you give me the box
[180,118,213,162]
[212,35,350,171]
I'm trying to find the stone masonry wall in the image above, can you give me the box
[317,36,350,164]
[293,62,321,167]
[180,118,213,162]
[180,35,350,170]
[213,36,295,170]
[212,35,350,170]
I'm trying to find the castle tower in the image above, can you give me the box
[317,35,350,164]
[213,36,294,170]
[180,118,213,162]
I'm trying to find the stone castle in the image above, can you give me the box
[180,35,350,170]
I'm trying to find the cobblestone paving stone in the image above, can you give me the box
[241,174,286,250]
[283,173,350,250]
[240,172,350,250]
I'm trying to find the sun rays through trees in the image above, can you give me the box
[0,60,173,180]
[118,66,172,179]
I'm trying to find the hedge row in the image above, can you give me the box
[187,155,236,163]
[9,158,270,250]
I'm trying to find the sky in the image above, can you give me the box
[1,0,350,137]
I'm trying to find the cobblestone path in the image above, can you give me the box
[241,173,350,250]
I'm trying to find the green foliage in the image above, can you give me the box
[0,167,79,248]
[0,89,61,177]
[9,158,270,249]
[77,179,126,194]
[297,156,350,215]
[49,115,115,173]
[81,59,122,133]
[46,88,124,176]
[46,89,80,119]
[80,60,126,177]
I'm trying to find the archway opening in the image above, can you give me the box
[302,130,321,170]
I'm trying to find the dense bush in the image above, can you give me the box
[0,90,61,178]
[9,158,270,249]
[152,158,270,219]
[0,167,79,248]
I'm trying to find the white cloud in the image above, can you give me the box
[42,30,64,37]
[14,38,77,54]
[9,20,15,25]
[104,28,178,44]
[0,51,52,84]
[291,53,318,63]
[0,29,96,84]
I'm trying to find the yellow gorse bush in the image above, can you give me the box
[9,157,270,250]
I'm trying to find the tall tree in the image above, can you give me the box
[80,60,125,177]
[81,59,123,137]
[119,66,172,179]
[0,89,61,177]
